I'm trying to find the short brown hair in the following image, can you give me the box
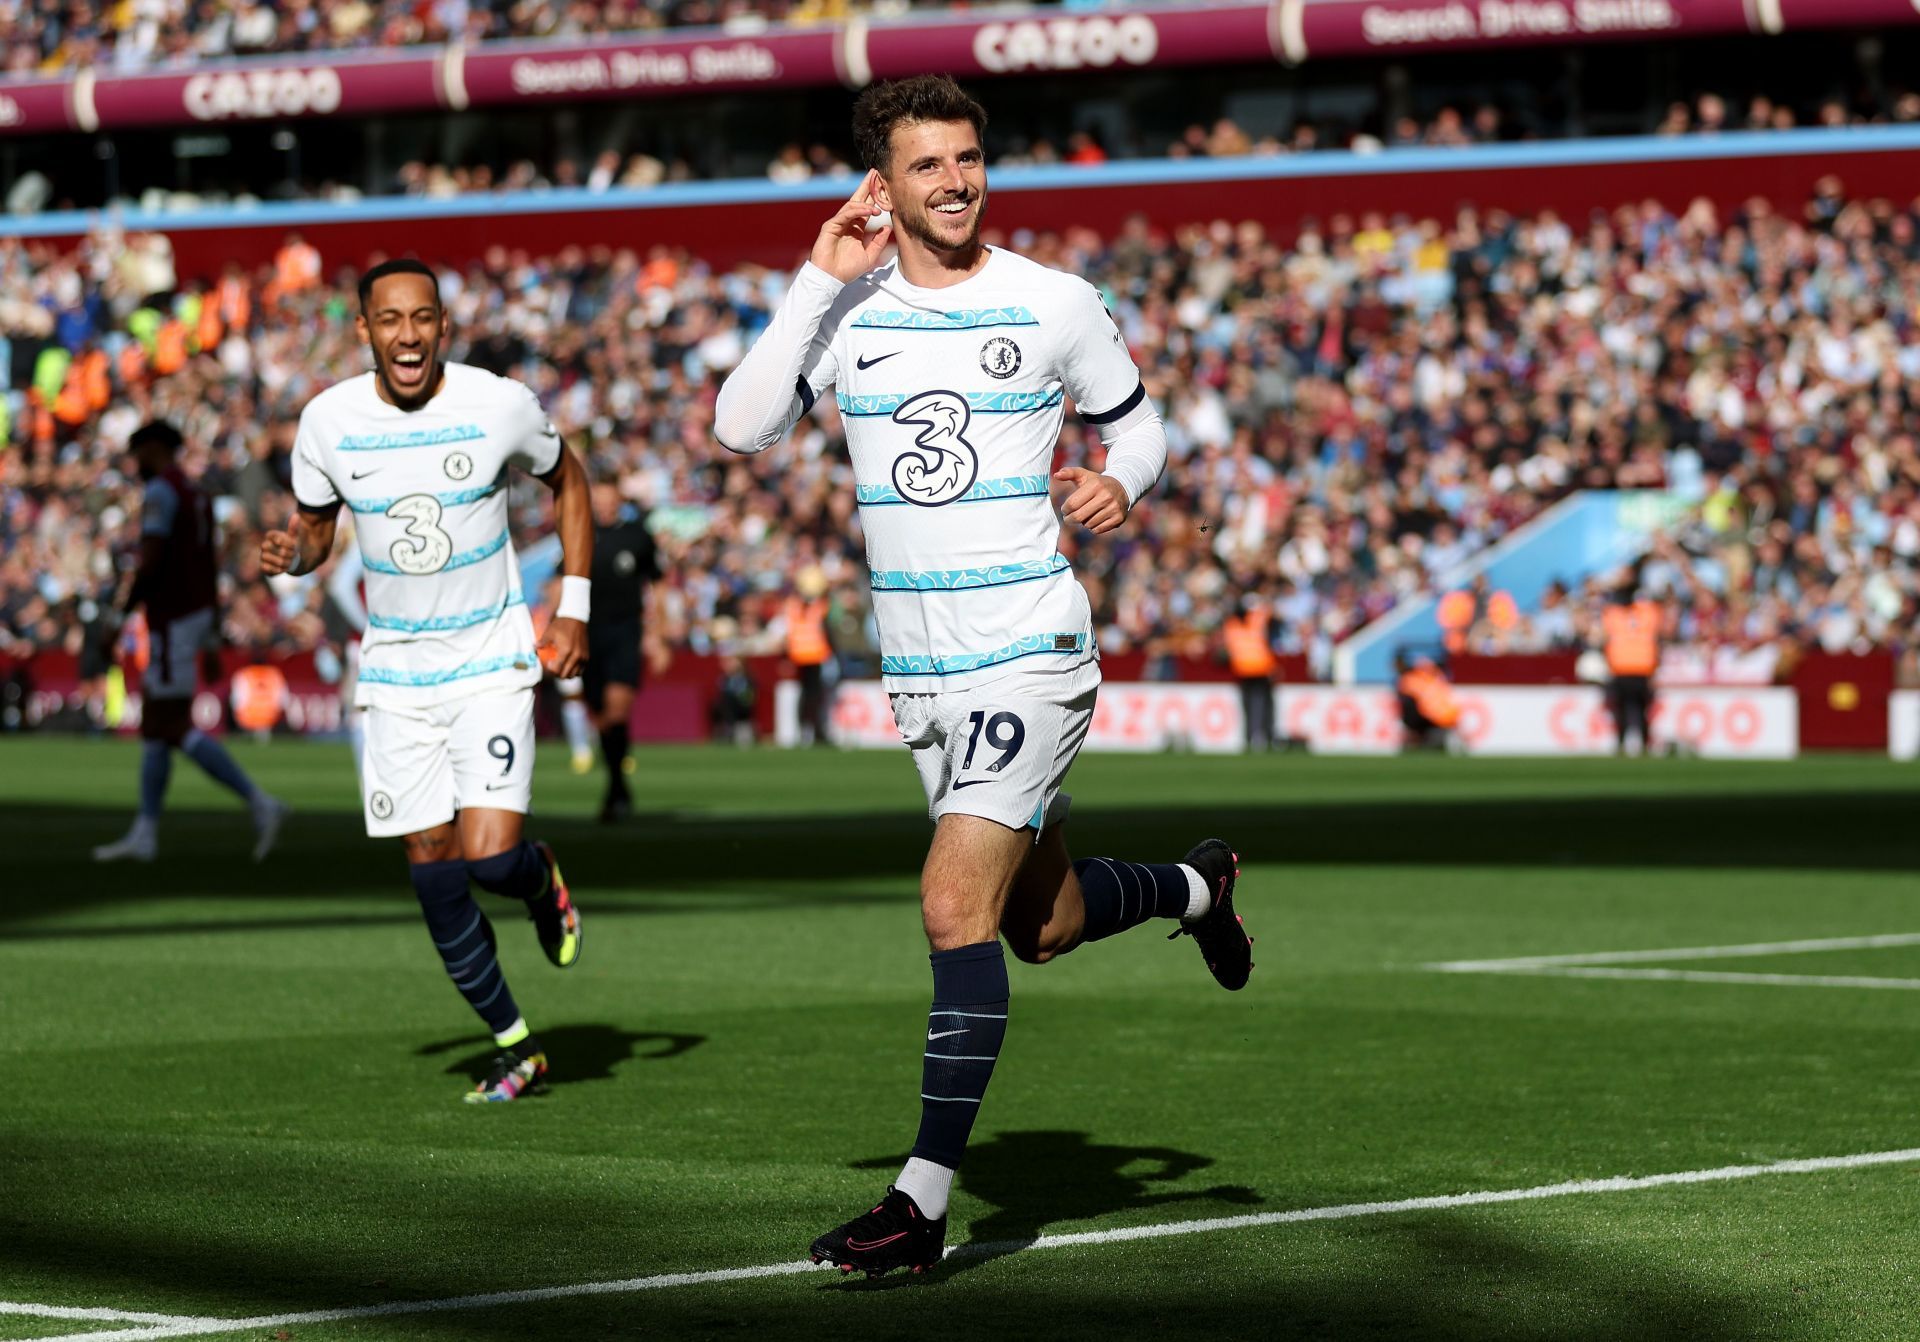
[851,75,988,173]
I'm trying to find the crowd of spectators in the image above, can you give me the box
[0,0,959,75]
[4,177,1920,694]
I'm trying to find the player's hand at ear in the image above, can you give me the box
[261,514,303,576]
[539,616,589,681]
[811,170,893,284]
[1054,468,1130,535]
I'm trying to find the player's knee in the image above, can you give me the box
[402,828,462,865]
[921,899,991,953]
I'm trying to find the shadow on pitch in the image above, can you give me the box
[0,1121,1779,1342]
[418,1023,705,1085]
[845,1129,1261,1284]
[15,779,1920,933]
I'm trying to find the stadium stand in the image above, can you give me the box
[4,178,1917,694]
[1,0,976,74]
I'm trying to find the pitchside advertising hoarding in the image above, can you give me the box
[781,682,1800,759]
[5,0,1919,137]
[1890,691,1920,761]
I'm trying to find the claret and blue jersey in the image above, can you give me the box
[796,247,1146,693]
[290,362,561,708]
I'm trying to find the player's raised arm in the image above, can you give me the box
[712,172,886,455]
[535,443,592,680]
[260,503,340,577]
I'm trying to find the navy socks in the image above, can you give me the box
[467,842,549,903]
[1074,857,1197,942]
[909,941,1009,1170]
[411,859,523,1039]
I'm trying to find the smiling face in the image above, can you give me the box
[356,271,449,411]
[874,119,988,261]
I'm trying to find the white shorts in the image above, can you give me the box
[891,664,1098,836]
[358,687,536,838]
[145,607,214,699]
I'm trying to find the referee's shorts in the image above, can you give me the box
[584,616,642,711]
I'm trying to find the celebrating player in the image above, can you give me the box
[93,419,290,864]
[261,258,590,1104]
[714,75,1256,1276]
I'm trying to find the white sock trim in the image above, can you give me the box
[895,1156,955,1220]
[1179,864,1211,921]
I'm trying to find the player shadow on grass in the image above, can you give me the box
[848,1129,1260,1284]
[418,1023,705,1086]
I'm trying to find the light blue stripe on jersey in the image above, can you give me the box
[346,480,504,514]
[869,554,1069,592]
[362,529,509,577]
[357,651,534,686]
[856,474,1050,507]
[837,390,1064,417]
[336,425,486,451]
[882,632,1088,677]
[849,307,1037,331]
[366,592,525,633]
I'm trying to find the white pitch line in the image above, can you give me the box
[1428,930,1920,974]
[34,1145,1920,1342]
[0,1301,199,1323]
[1470,966,1920,991]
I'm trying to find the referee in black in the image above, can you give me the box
[586,480,662,822]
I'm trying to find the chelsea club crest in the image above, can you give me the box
[979,337,1021,379]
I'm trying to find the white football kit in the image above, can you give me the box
[291,362,561,836]
[716,247,1166,831]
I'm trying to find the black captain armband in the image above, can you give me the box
[1081,382,1146,426]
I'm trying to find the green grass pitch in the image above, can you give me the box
[5,738,1920,1339]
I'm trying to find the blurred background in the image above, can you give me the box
[3,0,1920,761]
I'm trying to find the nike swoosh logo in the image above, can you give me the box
[927,1029,968,1041]
[350,469,380,480]
[484,782,514,791]
[949,779,995,790]
[856,352,901,370]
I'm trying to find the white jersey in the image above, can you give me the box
[290,362,561,710]
[785,247,1146,694]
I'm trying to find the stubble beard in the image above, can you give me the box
[900,194,986,258]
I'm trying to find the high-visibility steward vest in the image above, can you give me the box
[784,597,830,667]
[152,319,190,376]
[1485,589,1518,632]
[232,664,288,733]
[1436,588,1474,652]
[1603,601,1661,676]
[216,273,252,330]
[1223,609,1277,679]
[117,340,148,388]
[1398,664,1462,729]
[194,294,223,352]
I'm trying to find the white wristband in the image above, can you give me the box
[557,575,591,624]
